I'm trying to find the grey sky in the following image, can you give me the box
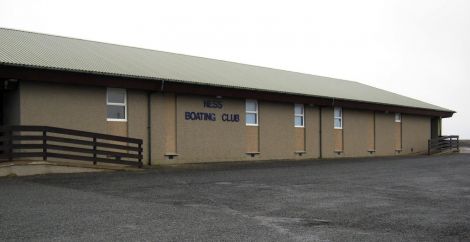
[1,0,469,138]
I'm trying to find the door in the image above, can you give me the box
[431,117,440,139]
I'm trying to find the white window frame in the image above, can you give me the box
[245,99,258,126]
[395,113,401,123]
[334,107,342,129]
[294,104,304,128]
[106,88,127,122]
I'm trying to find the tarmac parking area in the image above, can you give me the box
[1,154,470,241]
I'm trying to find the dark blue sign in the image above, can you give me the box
[222,113,240,122]
[185,112,216,121]
[184,112,240,122]
[185,100,239,123]
[203,100,223,109]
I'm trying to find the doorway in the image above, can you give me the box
[431,117,441,139]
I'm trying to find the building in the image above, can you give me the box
[0,28,454,165]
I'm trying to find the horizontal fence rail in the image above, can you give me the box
[0,125,143,167]
[428,135,459,155]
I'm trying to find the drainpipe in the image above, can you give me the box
[147,91,152,166]
[147,80,165,166]
[319,106,322,159]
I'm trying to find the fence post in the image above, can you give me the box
[93,137,97,165]
[456,136,460,152]
[1,130,5,160]
[42,130,47,161]
[138,142,143,168]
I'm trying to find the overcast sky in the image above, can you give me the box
[1,0,469,138]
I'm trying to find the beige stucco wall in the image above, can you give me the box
[150,93,166,164]
[395,122,402,150]
[170,95,246,164]
[106,122,127,137]
[18,81,150,163]
[150,92,177,163]
[127,90,149,164]
[402,114,430,154]
[334,129,343,151]
[153,94,260,164]
[153,97,322,164]
[294,127,305,151]
[321,107,338,158]
[304,105,320,159]
[367,113,375,150]
[245,126,259,152]
[375,112,396,156]
[258,101,296,160]
[343,109,373,157]
[16,81,107,162]
[321,108,378,158]
[19,81,107,133]
[13,81,433,165]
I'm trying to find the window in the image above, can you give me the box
[334,107,342,129]
[106,88,127,121]
[246,99,258,126]
[395,113,401,123]
[294,104,304,127]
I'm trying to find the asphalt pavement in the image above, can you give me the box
[1,153,469,241]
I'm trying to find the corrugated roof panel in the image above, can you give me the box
[0,28,452,112]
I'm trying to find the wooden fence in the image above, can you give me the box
[428,135,459,155]
[0,125,143,167]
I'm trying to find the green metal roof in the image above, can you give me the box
[0,28,452,112]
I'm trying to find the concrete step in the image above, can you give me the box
[0,160,142,177]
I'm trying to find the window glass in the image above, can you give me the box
[246,100,257,112]
[107,88,126,103]
[246,99,258,125]
[334,118,342,129]
[334,107,342,129]
[294,104,304,127]
[395,113,401,122]
[294,104,303,115]
[246,113,257,125]
[107,88,126,121]
[107,105,126,120]
[295,116,303,127]
[334,107,342,118]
